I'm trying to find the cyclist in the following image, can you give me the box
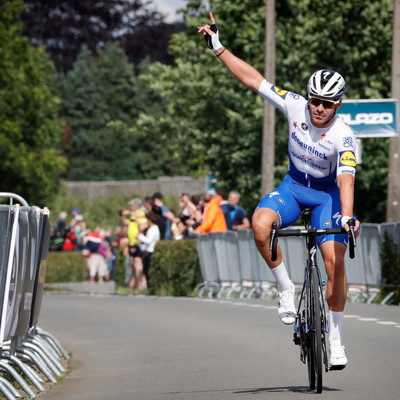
[198,12,361,369]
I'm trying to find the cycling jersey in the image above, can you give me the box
[258,80,356,189]
[256,80,357,246]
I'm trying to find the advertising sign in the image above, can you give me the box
[338,99,399,138]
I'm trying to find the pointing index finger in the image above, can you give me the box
[209,12,216,25]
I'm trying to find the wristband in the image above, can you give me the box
[216,47,226,57]
[341,216,352,228]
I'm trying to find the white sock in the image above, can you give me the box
[329,311,344,345]
[271,262,293,292]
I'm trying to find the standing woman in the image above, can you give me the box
[138,211,161,289]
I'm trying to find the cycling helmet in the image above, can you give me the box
[307,69,346,99]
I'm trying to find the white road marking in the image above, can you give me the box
[358,318,379,322]
[195,298,400,330]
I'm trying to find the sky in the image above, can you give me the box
[154,0,186,23]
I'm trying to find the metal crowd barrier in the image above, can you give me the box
[195,223,400,305]
[0,193,69,399]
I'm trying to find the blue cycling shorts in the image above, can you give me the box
[255,175,348,247]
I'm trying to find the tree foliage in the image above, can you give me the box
[57,43,187,181]
[21,0,179,72]
[0,0,66,206]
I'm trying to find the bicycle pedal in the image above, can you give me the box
[329,365,346,371]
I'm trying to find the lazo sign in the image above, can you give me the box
[337,99,399,138]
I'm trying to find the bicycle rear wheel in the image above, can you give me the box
[307,267,323,393]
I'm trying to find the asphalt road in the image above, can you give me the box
[38,294,400,400]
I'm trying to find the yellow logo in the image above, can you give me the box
[272,86,288,98]
[339,151,356,167]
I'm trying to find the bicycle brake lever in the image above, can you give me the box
[270,222,278,262]
[348,218,356,259]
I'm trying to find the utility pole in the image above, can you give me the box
[386,0,400,222]
[261,0,276,197]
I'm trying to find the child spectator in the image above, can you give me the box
[82,231,108,283]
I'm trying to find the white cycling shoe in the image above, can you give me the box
[278,286,296,325]
[329,340,348,370]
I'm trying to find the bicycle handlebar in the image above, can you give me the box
[269,219,356,262]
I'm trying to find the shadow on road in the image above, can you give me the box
[234,386,341,394]
[164,385,341,396]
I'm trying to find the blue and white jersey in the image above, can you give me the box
[258,80,356,188]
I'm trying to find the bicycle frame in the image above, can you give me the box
[269,208,356,393]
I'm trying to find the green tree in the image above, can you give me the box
[0,0,66,206]
[59,43,137,180]
[136,0,393,219]
[59,43,186,181]
[21,0,178,72]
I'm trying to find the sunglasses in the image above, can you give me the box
[309,97,339,109]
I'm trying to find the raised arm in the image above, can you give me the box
[197,12,264,93]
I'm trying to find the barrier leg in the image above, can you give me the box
[22,342,61,377]
[35,327,70,360]
[16,349,57,383]
[0,361,36,398]
[1,354,45,392]
[0,376,20,400]
[28,336,65,372]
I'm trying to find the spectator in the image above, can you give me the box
[61,228,77,251]
[49,227,64,251]
[228,191,251,230]
[69,207,79,226]
[57,211,68,233]
[72,214,87,248]
[82,231,108,283]
[153,192,178,240]
[218,189,234,230]
[191,190,227,234]
[138,211,161,288]
[120,198,147,288]
[144,196,154,212]
[177,193,203,237]
[105,226,121,280]
[170,210,183,240]
[151,205,166,240]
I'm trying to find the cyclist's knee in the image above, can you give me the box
[252,208,278,243]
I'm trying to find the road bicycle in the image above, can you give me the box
[269,209,356,393]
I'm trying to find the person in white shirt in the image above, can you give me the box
[138,211,161,288]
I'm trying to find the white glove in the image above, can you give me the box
[205,24,223,52]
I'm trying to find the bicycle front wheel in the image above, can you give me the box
[307,267,323,393]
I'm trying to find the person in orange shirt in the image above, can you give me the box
[192,189,228,234]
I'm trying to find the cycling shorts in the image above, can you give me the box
[255,174,348,247]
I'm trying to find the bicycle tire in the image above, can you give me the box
[306,273,315,390]
[311,267,323,393]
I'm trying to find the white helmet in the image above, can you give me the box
[307,69,346,99]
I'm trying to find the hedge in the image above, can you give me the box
[148,239,202,297]
[46,251,87,283]
[45,239,202,297]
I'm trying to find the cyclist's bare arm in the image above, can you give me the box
[197,12,264,93]
[337,173,360,233]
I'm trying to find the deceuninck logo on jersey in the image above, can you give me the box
[339,151,357,167]
[271,86,288,99]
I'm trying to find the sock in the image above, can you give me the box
[329,311,344,345]
[271,262,293,292]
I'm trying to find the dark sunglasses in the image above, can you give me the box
[309,97,339,109]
